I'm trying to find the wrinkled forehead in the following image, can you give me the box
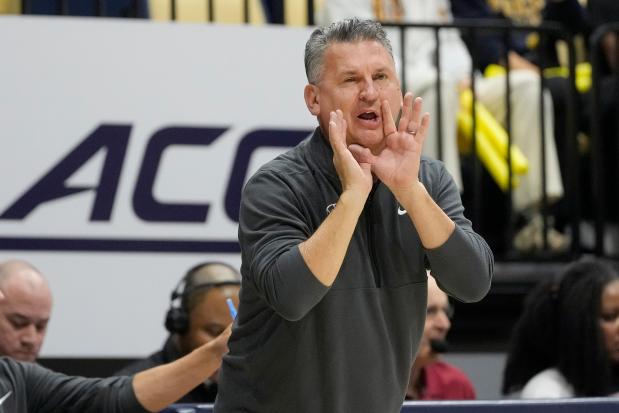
[1,300,52,321]
[319,40,398,82]
[324,39,394,64]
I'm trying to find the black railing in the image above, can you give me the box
[590,23,619,258]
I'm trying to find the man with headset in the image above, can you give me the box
[115,261,241,403]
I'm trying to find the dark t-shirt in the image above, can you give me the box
[0,357,147,413]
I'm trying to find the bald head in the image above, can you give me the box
[425,275,451,339]
[0,260,43,286]
[0,260,52,361]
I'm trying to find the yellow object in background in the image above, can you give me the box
[284,0,310,26]
[457,111,520,191]
[483,63,507,79]
[149,0,265,24]
[484,62,592,93]
[148,0,312,25]
[0,0,20,14]
[459,89,529,176]
[543,62,592,93]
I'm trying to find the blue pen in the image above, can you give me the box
[226,298,238,319]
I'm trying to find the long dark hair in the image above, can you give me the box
[556,258,619,396]
[502,258,619,396]
[502,277,559,395]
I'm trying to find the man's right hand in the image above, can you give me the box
[296,110,372,288]
[328,109,373,200]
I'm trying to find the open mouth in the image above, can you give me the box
[358,111,379,121]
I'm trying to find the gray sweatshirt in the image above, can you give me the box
[0,357,147,413]
[215,128,493,413]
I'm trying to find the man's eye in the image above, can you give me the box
[600,313,619,322]
[9,319,29,329]
[205,326,225,337]
[374,73,388,81]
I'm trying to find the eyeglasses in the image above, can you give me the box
[426,304,455,319]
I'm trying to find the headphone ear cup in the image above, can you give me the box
[165,307,189,335]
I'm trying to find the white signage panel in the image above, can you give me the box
[0,16,316,357]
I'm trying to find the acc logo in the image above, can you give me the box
[0,124,312,252]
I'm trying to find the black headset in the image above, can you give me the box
[164,261,241,335]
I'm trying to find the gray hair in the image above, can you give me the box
[304,18,394,84]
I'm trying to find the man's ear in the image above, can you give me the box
[304,84,320,116]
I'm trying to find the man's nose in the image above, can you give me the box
[359,79,379,102]
[20,325,39,346]
[435,311,451,331]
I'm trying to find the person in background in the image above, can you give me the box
[0,260,52,362]
[502,258,619,398]
[116,261,241,403]
[451,0,591,242]
[406,273,476,400]
[500,272,558,397]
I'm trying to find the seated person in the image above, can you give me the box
[115,261,241,403]
[0,260,52,362]
[503,258,619,397]
[452,0,591,238]
[406,273,475,400]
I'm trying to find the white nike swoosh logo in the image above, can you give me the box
[0,390,12,405]
[326,203,336,214]
[397,207,407,215]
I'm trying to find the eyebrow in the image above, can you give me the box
[339,66,391,75]
[338,69,358,77]
[7,313,49,323]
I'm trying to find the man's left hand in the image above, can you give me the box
[349,92,430,197]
